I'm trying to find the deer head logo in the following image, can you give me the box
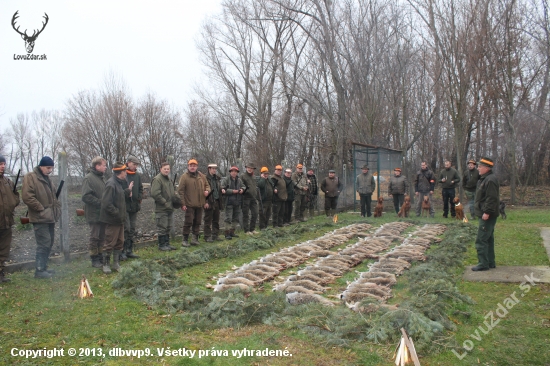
[12,11,49,54]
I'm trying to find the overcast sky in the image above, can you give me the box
[0,0,222,131]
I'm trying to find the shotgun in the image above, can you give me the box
[56,180,65,199]
[13,169,21,193]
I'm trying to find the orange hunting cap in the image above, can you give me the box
[296,164,303,169]
[112,162,127,171]
[229,166,239,172]
[188,159,198,165]
[394,167,402,172]
[261,167,269,173]
[275,165,283,170]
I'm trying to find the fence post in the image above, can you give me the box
[167,155,176,238]
[58,152,70,261]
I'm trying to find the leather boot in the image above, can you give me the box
[112,250,122,272]
[182,235,190,247]
[102,252,112,274]
[190,234,200,246]
[230,229,239,238]
[126,240,140,258]
[0,268,11,283]
[213,234,224,241]
[205,236,214,243]
[224,230,232,240]
[158,235,171,251]
[91,255,103,268]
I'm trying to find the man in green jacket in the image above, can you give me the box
[292,164,309,222]
[472,157,500,271]
[81,156,107,268]
[221,166,244,239]
[22,156,61,279]
[388,168,409,214]
[151,162,178,251]
[0,155,20,282]
[256,167,273,230]
[240,163,259,234]
[438,160,461,218]
[204,164,224,242]
[121,155,143,260]
[271,165,287,228]
[178,159,211,246]
[283,169,295,225]
[321,170,343,217]
[355,165,376,217]
[100,162,132,274]
[462,159,480,219]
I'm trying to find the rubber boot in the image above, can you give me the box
[91,255,103,268]
[165,235,176,250]
[34,254,52,279]
[182,235,190,247]
[126,239,140,258]
[44,248,55,274]
[112,250,122,272]
[102,252,112,274]
[230,229,239,238]
[158,235,171,251]
[225,230,232,240]
[190,234,200,246]
[119,241,128,261]
[0,268,11,283]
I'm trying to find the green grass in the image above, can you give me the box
[1,209,549,365]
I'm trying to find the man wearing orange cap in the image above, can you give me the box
[388,167,409,214]
[462,159,479,219]
[221,166,244,239]
[178,159,211,246]
[271,165,287,227]
[292,164,309,222]
[256,167,274,230]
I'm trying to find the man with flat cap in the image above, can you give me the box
[462,159,480,219]
[240,163,259,234]
[388,168,409,214]
[292,164,309,222]
[0,155,20,282]
[204,163,224,242]
[356,165,376,217]
[178,158,211,246]
[121,155,143,260]
[100,162,132,274]
[472,157,500,271]
[22,156,61,279]
[321,170,343,217]
[221,166,244,239]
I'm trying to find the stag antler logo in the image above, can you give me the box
[12,11,49,54]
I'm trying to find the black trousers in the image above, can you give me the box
[392,194,405,214]
[272,201,285,227]
[359,194,372,217]
[324,196,338,215]
[283,200,294,224]
[442,188,456,216]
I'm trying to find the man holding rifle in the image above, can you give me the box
[22,156,61,279]
[0,156,20,282]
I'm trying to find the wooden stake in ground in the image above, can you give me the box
[393,328,420,366]
[77,275,94,298]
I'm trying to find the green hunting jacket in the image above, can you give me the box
[462,168,480,192]
[100,175,129,225]
[240,171,259,200]
[124,171,143,212]
[438,167,460,189]
[270,174,287,202]
[474,170,500,218]
[22,167,61,224]
[291,172,308,195]
[0,174,20,228]
[284,176,295,201]
[356,172,376,195]
[256,176,274,202]
[388,174,409,195]
[81,168,106,224]
[151,173,176,213]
